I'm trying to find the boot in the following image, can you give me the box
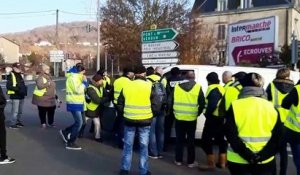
[216,153,227,169]
[199,154,216,171]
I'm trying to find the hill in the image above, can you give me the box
[2,21,98,56]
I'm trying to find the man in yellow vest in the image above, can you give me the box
[117,65,153,175]
[282,76,300,175]
[266,68,294,175]
[6,63,27,129]
[59,63,87,150]
[172,71,205,168]
[112,67,134,148]
[225,73,282,175]
[199,72,226,170]
[222,71,233,90]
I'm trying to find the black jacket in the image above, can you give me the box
[266,79,294,101]
[117,77,155,127]
[0,86,6,110]
[205,84,223,117]
[6,71,27,99]
[225,87,283,164]
[169,80,205,117]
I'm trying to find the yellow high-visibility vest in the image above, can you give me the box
[173,83,201,121]
[147,74,167,88]
[103,76,111,89]
[66,73,86,110]
[123,80,152,120]
[86,85,103,111]
[285,85,300,132]
[228,97,278,164]
[224,83,243,111]
[224,80,233,90]
[113,76,131,104]
[33,77,47,97]
[270,82,289,122]
[204,84,225,116]
[7,72,16,95]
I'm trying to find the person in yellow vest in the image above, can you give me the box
[6,63,27,129]
[282,77,300,175]
[59,63,87,150]
[79,74,109,142]
[97,69,111,90]
[199,72,226,170]
[225,73,282,175]
[147,67,168,159]
[265,68,294,175]
[117,65,154,175]
[222,71,233,90]
[32,64,57,128]
[171,71,205,168]
[112,67,134,148]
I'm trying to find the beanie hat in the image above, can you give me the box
[233,71,247,81]
[206,72,220,84]
[92,74,103,82]
[134,65,146,74]
[240,73,264,87]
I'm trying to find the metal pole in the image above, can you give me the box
[105,49,108,71]
[117,55,120,74]
[96,0,101,71]
[111,57,114,77]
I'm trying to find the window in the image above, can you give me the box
[240,0,252,9]
[218,25,226,40]
[217,0,227,11]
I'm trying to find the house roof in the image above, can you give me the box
[0,36,20,46]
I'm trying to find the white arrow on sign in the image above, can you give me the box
[142,41,179,52]
[142,51,179,59]
[142,58,179,64]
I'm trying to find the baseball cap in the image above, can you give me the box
[12,62,21,68]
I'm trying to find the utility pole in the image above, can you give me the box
[292,31,298,70]
[96,0,101,71]
[54,9,59,77]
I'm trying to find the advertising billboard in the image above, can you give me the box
[227,16,278,66]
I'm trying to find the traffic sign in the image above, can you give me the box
[144,63,177,68]
[50,50,64,62]
[142,51,179,59]
[142,28,178,42]
[142,41,179,52]
[142,58,179,64]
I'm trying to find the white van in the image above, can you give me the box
[163,65,300,139]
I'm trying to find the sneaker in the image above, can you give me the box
[47,124,56,128]
[174,160,183,166]
[16,122,24,128]
[59,130,69,143]
[66,142,82,150]
[187,162,199,168]
[9,125,19,129]
[41,124,47,128]
[148,154,159,159]
[119,169,129,175]
[0,157,15,165]
[158,155,164,159]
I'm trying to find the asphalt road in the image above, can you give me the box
[0,79,296,175]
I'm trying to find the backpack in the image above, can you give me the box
[147,77,167,116]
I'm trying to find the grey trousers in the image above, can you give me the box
[10,99,24,125]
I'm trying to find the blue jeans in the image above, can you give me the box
[149,112,164,156]
[290,143,300,175]
[10,99,24,125]
[64,111,83,143]
[121,125,150,175]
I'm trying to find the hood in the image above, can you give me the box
[238,86,267,99]
[66,66,79,78]
[273,79,294,94]
[178,81,197,92]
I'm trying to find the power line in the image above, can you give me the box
[0,13,55,19]
[0,10,55,15]
[60,10,96,16]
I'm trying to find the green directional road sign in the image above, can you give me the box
[142,28,178,43]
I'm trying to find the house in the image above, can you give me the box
[192,0,300,64]
[0,37,20,64]
[34,40,52,47]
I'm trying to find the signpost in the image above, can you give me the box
[49,50,64,77]
[141,27,179,67]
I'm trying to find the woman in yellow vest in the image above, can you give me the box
[32,64,57,128]
[265,68,294,175]
[225,73,282,175]
[199,72,226,170]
